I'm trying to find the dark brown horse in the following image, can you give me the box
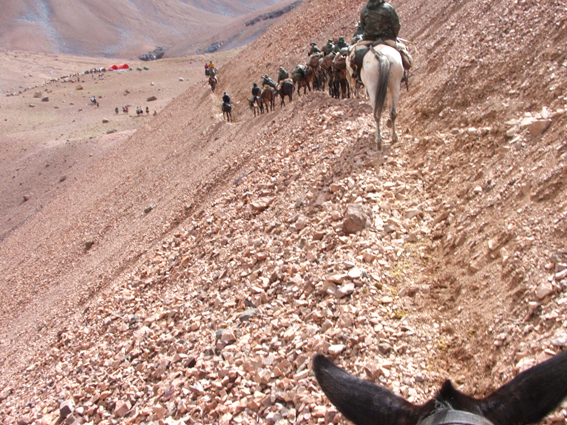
[314,351,567,425]
[292,65,311,96]
[278,80,295,106]
[221,102,232,122]
[249,96,263,116]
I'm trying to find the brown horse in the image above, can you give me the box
[209,76,217,92]
[261,86,276,112]
[292,65,311,96]
[249,96,263,116]
[278,79,295,106]
[332,53,350,99]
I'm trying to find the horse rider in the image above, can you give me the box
[277,67,289,83]
[205,63,210,76]
[308,42,321,56]
[321,39,335,56]
[222,92,231,104]
[351,21,364,44]
[359,0,413,81]
[333,36,349,53]
[115,107,119,114]
[252,82,261,98]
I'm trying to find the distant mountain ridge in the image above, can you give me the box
[0,0,291,57]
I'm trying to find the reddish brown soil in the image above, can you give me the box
[1,0,567,423]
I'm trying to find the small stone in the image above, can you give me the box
[536,282,554,300]
[381,296,393,304]
[337,283,355,298]
[348,268,363,279]
[251,197,274,212]
[555,269,567,281]
[28,103,35,108]
[102,118,109,123]
[220,328,237,345]
[147,96,158,102]
[179,78,184,81]
[42,96,49,102]
[114,400,131,418]
[378,342,392,355]
[343,204,373,235]
[76,84,83,90]
[153,405,167,420]
[328,344,345,356]
[551,334,567,347]
[239,308,257,322]
[59,400,75,419]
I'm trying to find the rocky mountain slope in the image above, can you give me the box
[1,0,567,423]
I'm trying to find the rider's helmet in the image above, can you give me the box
[327,38,333,43]
[339,36,345,42]
[253,83,258,87]
[355,21,361,29]
[310,42,316,45]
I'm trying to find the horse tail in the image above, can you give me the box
[373,49,391,119]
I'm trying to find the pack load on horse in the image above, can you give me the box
[277,79,295,107]
[277,67,289,83]
[292,64,311,95]
[221,92,232,121]
[314,351,567,425]
[308,53,325,91]
[261,75,277,89]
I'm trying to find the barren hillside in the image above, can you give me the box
[0,0,294,57]
[1,0,566,423]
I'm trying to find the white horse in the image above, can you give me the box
[347,44,403,150]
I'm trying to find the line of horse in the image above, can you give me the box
[215,40,404,151]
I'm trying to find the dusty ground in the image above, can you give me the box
[0,49,239,242]
[1,0,567,423]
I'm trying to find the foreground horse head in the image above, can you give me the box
[347,44,403,150]
[314,351,567,425]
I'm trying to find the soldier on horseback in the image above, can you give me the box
[333,37,350,53]
[322,39,335,56]
[222,92,231,105]
[252,82,261,98]
[358,0,412,83]
[308,42,321,56]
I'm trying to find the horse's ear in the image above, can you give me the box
[313,354,428,425]
[474,350,567,425]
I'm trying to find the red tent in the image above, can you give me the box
[117,64,129,70]
[108,64,118,70]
